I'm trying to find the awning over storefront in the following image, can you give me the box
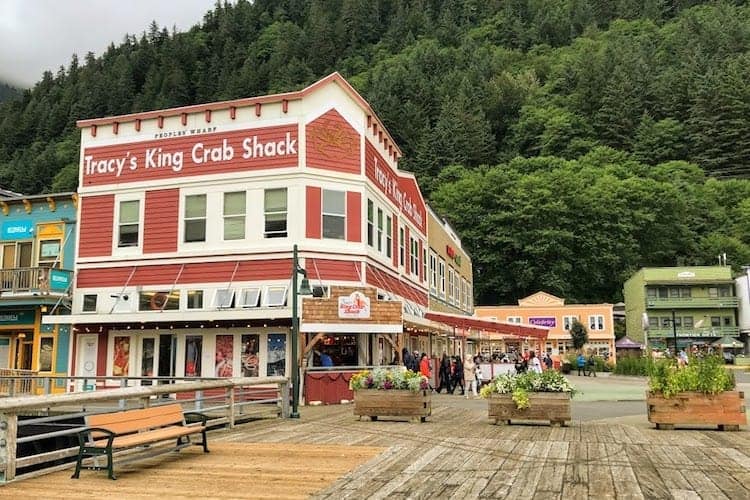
[423,311,549,340]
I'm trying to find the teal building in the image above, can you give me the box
[624,266,738,350]
[0,192,76,393]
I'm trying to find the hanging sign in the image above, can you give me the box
[338,291,371,319]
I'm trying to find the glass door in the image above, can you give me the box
[139,335,157,385]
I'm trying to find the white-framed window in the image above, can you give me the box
[367,199,374,247]
[82,294,97,313]
[447,267,455,303]
[429,250,437,293]
[588,315,604,331]
[322,189,345,240]
[223,191,246,241]
[187,290,203,309]
[399,227,405,267]
[239,287,261,308]
[507,316,522,324]
[266,285,288,307]
[563,315,578,331]
[38,239,61,267]
[184,194,207,243]
[264,188,288,238]
[454,270,460,305]
[439,258,446,297]
[117,199,141,248]
[385,215,392,258]
[410,237,418,276]
[377,208,384,253]
[215,289,234,308]
[422,247,427,283]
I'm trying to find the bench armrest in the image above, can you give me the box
[184,411,208,426]
[76,427,117,449]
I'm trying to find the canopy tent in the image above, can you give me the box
[423,311,549,340]
[615,336,644,349]
[710,336,744,349]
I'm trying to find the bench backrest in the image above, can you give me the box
[86,404,185,437]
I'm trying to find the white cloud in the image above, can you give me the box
[0,0,217,87]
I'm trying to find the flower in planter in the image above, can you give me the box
[349,367,429,392]
[480,370,577,409]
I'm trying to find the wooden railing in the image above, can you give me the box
[0,267,72,294]
[0,370,38,396]
[0,376,289,483]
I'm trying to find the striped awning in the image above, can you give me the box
[423,311,549,340]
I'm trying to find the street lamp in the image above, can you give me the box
[291,244,312,418]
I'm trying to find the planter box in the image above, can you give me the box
[353,389,431,422]
[487,392,571,426]
[647,391,747,431]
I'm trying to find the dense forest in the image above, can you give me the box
[0,82,20,103]
[1,0,750,305]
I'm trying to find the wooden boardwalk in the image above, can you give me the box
[1,397,749,499]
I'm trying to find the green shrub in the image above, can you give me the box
[648,355,735,398]
[612,356,652,376]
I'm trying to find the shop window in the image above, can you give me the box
[112,336,130,376]
[215,335,234,377]
[264,188,287,238]
[322,189,345,240]
[241,334,260,377]
[184,194,207,242]
[184,336,202,377]
[39,337,54,372]
[38,240,61,268]
[118,200,140,247]
[267,333,286,376]
[239,287,261,308]
[266,285,288,307]
[141,338,155,378]
[82,294,98,313]
[223,191,246,240]
[711,316,721,327]
[187,290,203,309]
[139,291,180,311]
[215,289,235,309]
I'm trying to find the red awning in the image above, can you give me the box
[423,311,549,340]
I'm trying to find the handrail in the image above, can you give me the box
[0,376,290,483]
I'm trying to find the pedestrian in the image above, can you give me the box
[419,353,432,390]
[528,351,542,374]
[577,353,586,376]
[463,354,477,398]
[587,353,597,377]
[452,355,464,395]
[402,348,414,372]
[436,353,450,393]
[543,352,553,371]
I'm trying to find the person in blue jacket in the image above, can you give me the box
[576,353,586,376]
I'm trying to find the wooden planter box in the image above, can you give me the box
[647,391,747,431]
[488,392,571,426]
[353,389,431,423]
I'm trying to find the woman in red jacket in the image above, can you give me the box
[419,353,432,390]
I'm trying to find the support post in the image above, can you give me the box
[0,413,17,483]
[291,244,300,418]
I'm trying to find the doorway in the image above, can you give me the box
[76,334,98,391]
[14,333,33,370]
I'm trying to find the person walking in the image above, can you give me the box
[419,353,432,390]
[528,351,542,374]
[436,353,451,393]
[463,354,477,398]
[577,353,586,376]
[587,353,597,377]
[452,355,464,395]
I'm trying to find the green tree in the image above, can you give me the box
[570,319,589,350]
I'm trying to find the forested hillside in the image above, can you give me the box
[1,0,749,304]
[0,82,20,103]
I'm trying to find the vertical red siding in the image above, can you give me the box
[97,333,108,377]
[144,189,179,253]
[79,194,114,257]
[404,226,410,273]
[306,186,322,239]
[392,217,398,267]
[346,191,361,242]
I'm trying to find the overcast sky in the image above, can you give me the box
[0,0,218,87]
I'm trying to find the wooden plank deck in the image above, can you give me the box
[1,398,748,498]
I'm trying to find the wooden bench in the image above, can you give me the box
[71,403,209,480]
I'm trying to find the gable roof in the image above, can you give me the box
[517,291,565,307]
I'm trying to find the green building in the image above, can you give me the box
[624,266,738,350]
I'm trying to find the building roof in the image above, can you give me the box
[424,311,548,340]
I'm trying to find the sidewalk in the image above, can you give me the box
[566,373,648,401]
